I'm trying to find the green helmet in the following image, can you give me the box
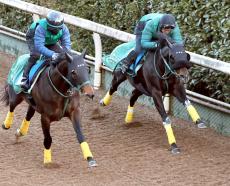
[46,11,64,34]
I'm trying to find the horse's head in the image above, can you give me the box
[158,34,192,83]
[61,49,94,99]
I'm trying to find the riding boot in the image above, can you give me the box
[20,56,37,91]
[120,50,138,74]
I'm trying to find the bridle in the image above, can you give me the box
[153,47,181,80]
[47,58,90,98]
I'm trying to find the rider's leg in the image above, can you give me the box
[120,50,138,74]
[120,26,144,74]
[21,55,39,90]
[21,32,40,91]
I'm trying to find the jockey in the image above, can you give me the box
[20,10,71,91]
[120,13,183,74]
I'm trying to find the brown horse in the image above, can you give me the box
[1,49,97,167]
[100,35,206,154]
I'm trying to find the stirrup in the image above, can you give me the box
[20,80,29,91]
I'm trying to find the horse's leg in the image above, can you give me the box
[15,105,35,137]
[151,90,180,154]
[2,85,23,129]
[71,109,97,167]
[100,70,127,106]
[171,85,207,129]
[125,89,142,123]
[41,116,52,164]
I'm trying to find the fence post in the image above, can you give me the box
[93,33,102,89]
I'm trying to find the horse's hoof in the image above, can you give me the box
[170,143,181,154]
[15,128,23,137]
[2,124,10,130]
[99,99,105,106]
[196,120,207,129]
[87,157,97,167]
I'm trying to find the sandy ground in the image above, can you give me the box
[0,51,230,186]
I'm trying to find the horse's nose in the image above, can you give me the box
[81,84,95,99]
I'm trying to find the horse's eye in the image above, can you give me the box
[71,70,77,77]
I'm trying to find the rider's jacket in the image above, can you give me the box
[136,13,183,49]
[28,18,71,57]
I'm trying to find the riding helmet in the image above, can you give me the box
[46,11,64,28]
[159,14,176,30]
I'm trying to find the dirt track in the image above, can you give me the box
[0,51,230,186]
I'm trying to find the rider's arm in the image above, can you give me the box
[140,20,158,49]
[170,23,183,44]
[34,26,54,57]
[60,25,71,52]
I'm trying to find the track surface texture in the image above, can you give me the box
[0,51,229,186]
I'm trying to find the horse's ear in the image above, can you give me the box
[187,53,191,61]
[81,48,87,58]
[65,52,73,62]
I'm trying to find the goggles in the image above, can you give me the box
[162,25,175,29]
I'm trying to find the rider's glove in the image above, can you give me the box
[51,53,60,61]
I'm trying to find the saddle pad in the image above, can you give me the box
[7,54,46,94]
[102,40,136,70]
[102,41,145,76]
[7,54,30,94]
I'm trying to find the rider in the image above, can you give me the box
[120,13,183,74]
[20,10,71,91]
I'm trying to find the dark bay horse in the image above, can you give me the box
[1,49,97,167]
[100,36,206,154]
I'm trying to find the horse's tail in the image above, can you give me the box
[1,83,9,106]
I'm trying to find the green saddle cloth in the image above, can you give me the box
[7,54,46,94]
[103,40,135,70]
[7,54,30,94]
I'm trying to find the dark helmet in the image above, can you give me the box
[159,14,176,30]
[46,11,64,28]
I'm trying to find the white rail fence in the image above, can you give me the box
[0,0,229,113]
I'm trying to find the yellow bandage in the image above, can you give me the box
[19,119,30,136]
[103,91,112,106]
[3,111,14,129]
[80,142,93,160]
[44,148,52,164]
[187,105,200,122]
[125,105,134,123]
[164,124,176,145]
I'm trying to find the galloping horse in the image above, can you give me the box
[1,49,97,167]
[100,35,206,154]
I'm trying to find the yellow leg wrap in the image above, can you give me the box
[187,105,200,122]
[3,111,14,129]
[164,124,176,145]
[80,142,93,160]
[44,148,52,164]
[125,105,134,123]
[19,119,30,136]
[103,91,112,106]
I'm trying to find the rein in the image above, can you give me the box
[48,66,75,98]
[153,48,181,80]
